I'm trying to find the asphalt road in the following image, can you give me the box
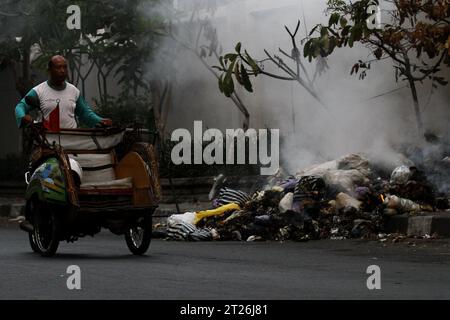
[1,225,450,300]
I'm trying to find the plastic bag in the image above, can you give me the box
[279,192,294,213]
[194,203,241,225]
[335,192,362,211]
[167,211,196,226]
[384,195,420,213]
[390,166,412,185]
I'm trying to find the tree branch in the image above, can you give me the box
[411,50,447,81]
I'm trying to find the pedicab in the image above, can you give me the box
[21,119,161,257]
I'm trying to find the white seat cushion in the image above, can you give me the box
[81,177,133,189]
[69,153,115,185]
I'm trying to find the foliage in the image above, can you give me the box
[302,0,450,133]
[93,92,156,131]
[167,1,251,128]
[214,21,328,108]
[0,0,166,99]
[304,0,449,80]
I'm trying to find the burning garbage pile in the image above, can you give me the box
[160,153,449,242]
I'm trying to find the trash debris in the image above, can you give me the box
[231,230,242,241]
[214,187,251,207]
[278,192,293,213]
[246,235,263,242]
[168,211,197,226]
[335,192,362,212]
[194,203,240,224]
[167,217,214,241]
[189,228,213,241]
[292,175,326,219]
[388,166,436,205]
[209,174,227,200]
[167,219,197,241]
[164,152,447,242]
[390,165,412,185]
[383,195,432,215]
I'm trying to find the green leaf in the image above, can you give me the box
[321,34,330,53]
[321,27,329,37]
[224,53,238,62]
[304,40,311,58]
[235,42,242,53]
[223,59,236,97]
[234,62,243,85]
[329,13,340,26]
[223,74,234,97]
[245,51,260,75]
[352,25,363,42]
[340,17,347,28]
[328,37,337,54]
[241,64,253,92]
[313,39,321,57]
[341,25,351,37]
[218,74,225,93]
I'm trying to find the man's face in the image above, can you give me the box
[49,57,68,84]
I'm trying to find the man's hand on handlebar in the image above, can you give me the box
[99,118,113,127]
[21,115,33,126]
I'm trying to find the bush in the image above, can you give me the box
[93,92,156,132]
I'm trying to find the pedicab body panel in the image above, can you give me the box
[23,126,160,256]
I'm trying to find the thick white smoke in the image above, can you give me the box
[145,0,450,176]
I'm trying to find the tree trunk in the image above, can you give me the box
[403,53,424,138]
[408,77,423,137]
[102,73,108,105]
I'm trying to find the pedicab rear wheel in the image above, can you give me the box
[125,214,152,255]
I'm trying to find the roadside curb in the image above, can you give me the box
[0,204,25,218]
[385,212,450,237]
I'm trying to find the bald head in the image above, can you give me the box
[48,55,68,86]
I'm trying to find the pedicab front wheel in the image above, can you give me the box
[28,231,39,253]
[30,199,60,257]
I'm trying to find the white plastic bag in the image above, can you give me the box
[167,211,196,226]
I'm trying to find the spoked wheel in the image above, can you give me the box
[31,199,60,257]
[28,231,39,253]
[25,200,39,253]
[125,214,152,255]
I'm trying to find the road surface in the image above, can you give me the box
[1,225,449,300]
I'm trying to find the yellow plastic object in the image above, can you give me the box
[194,203,241,225]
